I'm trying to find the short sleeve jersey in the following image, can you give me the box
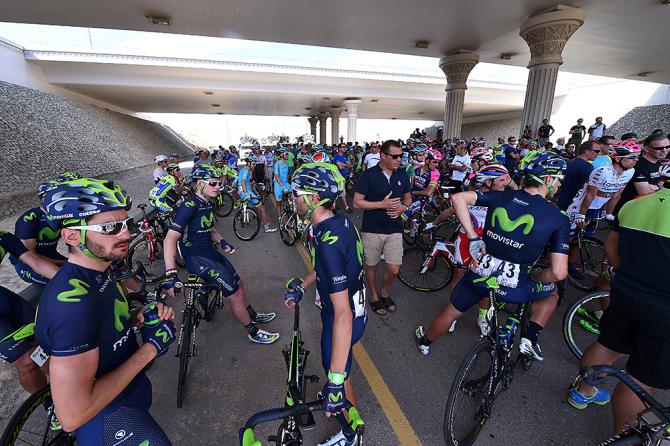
[451,155,471,181]
[557,157,594,210]
[236,166,253,194]
[411,165,440,193]
[333,154,349,177]
[355,165,411,234]
[311,214,365,318]
[274,161,289,189]
[13,207,62,259]
[149,175,178,203]
[475,189,570,284]
[35,263,139,377]
[612,188,670,307]
[617,157,663,212]
[153,167,166,182]
[567,164,634,214]
[170,195,218,258]
[0,230,28,263]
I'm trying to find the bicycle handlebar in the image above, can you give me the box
[239,400,323,445]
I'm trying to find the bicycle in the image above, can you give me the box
[174,276,224,408]
[580,365,670,446]
[233,197,261,241]
[239,303,364,446]
[402,187,458,247]
[279,193,309,247]
[443,276,534,446]
[213,183,235,218]
[562,290,610,360]
[567,226,608,292]
[399,235,459,292]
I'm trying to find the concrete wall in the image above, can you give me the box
[608,104,670,139]
[461,117,521,143]
[0,80,194,219]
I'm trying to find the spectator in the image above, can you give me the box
[588,117,607,140]
[286,148,296,177]
[592,135,616,170]
[555,137,566,154]
[449,141,470,193]
[568,118,587,146]
[502,136,520,174]
[333,145,352,212]
[556,140,599,211]
[537,119,555,146]
[265,146,276,192]
[563,142,577,159]
[194,149,211,166]
[252,146,267,190]
[522,125,533,139]
[518,137,532,157]
[362,143,381,171]
[353,140,411,316]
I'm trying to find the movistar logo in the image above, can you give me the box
[207,270,220,279]
[38,226,61,242]
[185,200,196,207]
[0,246,5,262]
[156,329,169,343]
[490,208,534,235]
[200,211,215,228]
[329,391,343,402]
[321,231,338,245]
[113,284,131,332]
[57,279,90,303]
[23,212,37,222]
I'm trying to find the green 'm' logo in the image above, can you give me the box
[138,441,150,446]
[0,246,5,262]
[156,329,169,343]
[200,211,215,228]
[328,391,343,402]
[321,231,338,245]
[38,226,61,242]
[490,208,534,235]
[57,279,90,303]
[184,200,196,207]
[207,270,220,279]
[113,284,131,332]
[23,212,37,222]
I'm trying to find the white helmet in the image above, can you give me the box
[155,154,168,163]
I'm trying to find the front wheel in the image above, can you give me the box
[233,207,261,241]
[213,192,234,217]
[279,212,298,246]
[568,236,607,292]
[177,307,195,409]
[562,291,610,360]
[128,237,165,284]
[398,246,454,292]
[444,338,495,446]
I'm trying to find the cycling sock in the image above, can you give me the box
[246,305,258,320]
[419,335,432,346]
[478,308,487,318]
[245,322,259,336]
[523,321,543,344]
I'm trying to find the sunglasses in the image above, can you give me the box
[648,145,670,150]
[383,153,403,160]
[292,189,313,198]
[207,181,223,187]
[588,149,601,154]
[619,155,639,160]
[68,216,134,236]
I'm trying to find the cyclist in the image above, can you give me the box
[1,230,58,394]
[416,152,569,361]
[273,146,292,219]
[153,154,169,183]
[10,181,67,285]
[237,155,278,233]
[149,163,187,214]
[449,141,470,192]
[402,149,441,220]
[406,145,427,182]
[163,163,280,344]
[333,145,353,213]
[283,163,367,446]
[35,178,176,444]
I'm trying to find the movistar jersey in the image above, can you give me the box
[35,262,138,377]
[12,207,62,260]
[412,166,440,193]
[0,231,28,263]
[170,195,217,258]
[310,214,366,318]
[474,189,570,284]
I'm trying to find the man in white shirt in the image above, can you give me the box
[363,144,381,171]
[449,142,471,192]
[588,117,607,140]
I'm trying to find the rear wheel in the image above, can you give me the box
[177,306,195,408]
[562,291,610,360]
[399,246,454,292]
[128,237,165,284]
[233,207,261,241]
[568,236,607,292]
[279,212,298,246]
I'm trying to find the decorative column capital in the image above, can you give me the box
[343,99,362,116]
[317,112,329,124]
[520,5,585,67]
[329,106,344,120]
[308,116,318,125]
[439,50,479,91]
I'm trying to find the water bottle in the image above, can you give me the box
[498,314,520,349]
[143,303,160,327]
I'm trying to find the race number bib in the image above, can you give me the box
[472,254,521,288]
[352,287,367,318]
[31,346,49,367]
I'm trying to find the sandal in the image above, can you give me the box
[380,296,397,313]
[369,300,387,315]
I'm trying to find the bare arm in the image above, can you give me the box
[412,185,436,198]
[17,251,59,279]
[578,185,599,216]
[163,229,181,271]
[531,252,568,283]
[634,181,659,195]
[353,192,398,211]
[20,238,65,265]
[451,191,479,239]
[604,230,620,268]
[329,290,353,374]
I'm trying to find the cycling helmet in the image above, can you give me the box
[425,149,443,162]
[298,153,313,163]
[246,154,258,163]
[471,150,494,165]
[291,162,345,200]
[476,165,509,184]
[166,163,180,173]
[275,146,287,154]
[154,155,168,163]
[413,144,428,154]
[311,151,330,163]
[37,181,57,199]
[43,178,131,228]
[56,171,82,182]
[611,140,641,158]
[191,163,222,180]
[520,152,567,179]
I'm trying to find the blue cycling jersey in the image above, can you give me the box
[170,195,217,258]
[333,154,349,178]
[274,161,289,191]
[12,207,64,260]
[236,166,254,196]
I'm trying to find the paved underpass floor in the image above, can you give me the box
[1,166,668,445]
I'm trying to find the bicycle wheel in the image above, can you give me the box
[568,236,607,292]
[0,384,75,446]
[177,306,195,408]
[279,212,298,246]
[214,192,234,217]
[233,208,261,241]
[399,246,454,292]
[444,338,495,446]
[128,237,165,284]
[598,431,645,446]
[562,291,610,360]
[176,242,186,268]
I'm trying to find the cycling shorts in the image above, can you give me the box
[320,313,367,376]
[598,287,670,389]
[450,270,556,313]
[75,373,171,445]
[0,286,36,363]
[273,185,291,202]
[239,192,261,208]
[568,208,600,238]
[11,260,51,286]
[185,251,240,297]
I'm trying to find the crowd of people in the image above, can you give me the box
[0,118,668,445]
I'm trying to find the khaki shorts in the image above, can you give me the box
[361,232,403,266]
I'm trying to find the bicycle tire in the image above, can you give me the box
[214,192,234,218]
[568,236,606,292]
[175,242,186,268]
[233,208,261,241]
[398,246,454,292]
[279,212,298,246]
[128,237,165,284]
[177,306,195,408]
[598,431,645,446]
[0,384,75,446]
[444,338,495,446]
[562,291,610,360]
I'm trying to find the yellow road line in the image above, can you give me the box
[295,244,422,446]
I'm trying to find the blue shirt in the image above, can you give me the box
[274,161,289,190]
[236,166,253,195]
[170,195,218,258]
[556,157,594,211]
[12,207,63,260]
[333,154,349,177]
[355,165,411,234]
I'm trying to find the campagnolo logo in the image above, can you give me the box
[115,430,126,440]
[79,210,99,216]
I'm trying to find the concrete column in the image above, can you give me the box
[343,99,361,143]
[519,5,585,136]
[318,112,328,145]
[439,50,479,139]
[329,106,344,145]
[308,116,318,139]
